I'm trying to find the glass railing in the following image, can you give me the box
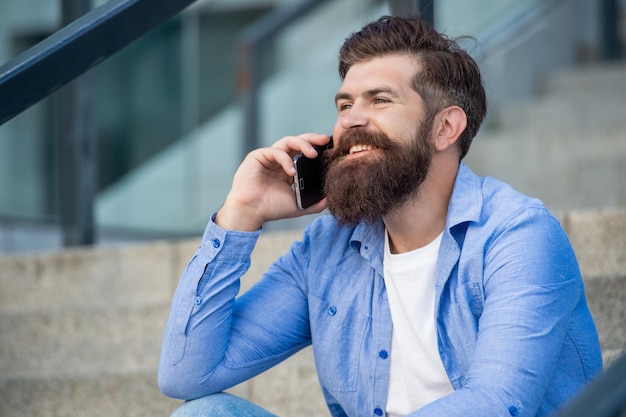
[0,0,622,252]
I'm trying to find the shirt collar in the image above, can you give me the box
[447,162,483,228]
[348,162,482,249]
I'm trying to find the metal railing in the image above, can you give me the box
[0,0,430,246]
[0,0,201,246]
[0,0,199,126]
[551,353,626,417]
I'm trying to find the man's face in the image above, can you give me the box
[325,54,435,225]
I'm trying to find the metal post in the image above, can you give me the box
[60,0,97,246]
[417,0,435,27]
[600,0,623,60]
[238,40,262,158]
[389,0,435,26]
[237,0,333,158]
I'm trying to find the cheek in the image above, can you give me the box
[377,111,418,135]
[331,122,347,145]
[384,121,418,144]
[332,117,343,132]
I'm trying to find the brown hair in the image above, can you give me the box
[338,15,487,159]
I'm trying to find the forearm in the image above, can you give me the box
[407,386,519,417]
[158,214,261,399]
[406,289,575,417]
[407,211,588,417]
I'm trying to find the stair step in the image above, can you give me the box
[0,348,329,417]
[584,275,626,354]
[0,372,181,417]
[561,208,626,365]
[1,274,623,380]
[538,61,626,99]
[0,305,168,379]
[564,208,626,279]
[487,61,626,133]
[0,240,197,313]
[465,130,626,212]
[469,61,626,213]
[492,93,626,134]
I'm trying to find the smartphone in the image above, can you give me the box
[293,137,333,210]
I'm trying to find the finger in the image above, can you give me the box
[272,133,331,158]
[299,198,328,216]
[255,147,297,177]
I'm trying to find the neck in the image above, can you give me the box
[383,159,458,253]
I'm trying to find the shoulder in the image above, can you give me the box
[454,164,558,229]
[468,177,580,284]
[454,166,571,262]
[478,175,561,234]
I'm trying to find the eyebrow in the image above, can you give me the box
[334,87,400,105]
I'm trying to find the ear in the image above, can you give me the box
[433,106,467,153]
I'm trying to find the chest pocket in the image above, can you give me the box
[309,293,370,392]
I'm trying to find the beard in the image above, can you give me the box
[323,123,433,226]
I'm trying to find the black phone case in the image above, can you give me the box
[293,138,333,210]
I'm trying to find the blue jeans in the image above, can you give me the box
[171,392,279,417]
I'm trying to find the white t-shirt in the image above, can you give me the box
[383,231,454,417]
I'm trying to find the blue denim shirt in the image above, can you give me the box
[159,163,602,417]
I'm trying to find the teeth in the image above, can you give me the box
[349,144,374,155]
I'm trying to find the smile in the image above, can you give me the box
[349,144,376,155]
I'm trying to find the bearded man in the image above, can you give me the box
[158,15,602,417]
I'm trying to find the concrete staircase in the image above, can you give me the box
[2,61,626,416]
[0,207,625,416]
[0,241,195,416]
[465,60,626,213]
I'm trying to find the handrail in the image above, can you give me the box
[475,0,621,62]
[0,0,199,126]
[0,0,201,247]
[473,0,569,59]
[551,353,626,417]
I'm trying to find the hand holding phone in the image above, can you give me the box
[293,137,333,210]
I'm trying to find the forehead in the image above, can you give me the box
[339,54,420,93]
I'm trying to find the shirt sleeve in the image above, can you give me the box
[408,208,594,417]
[157,213,311,400]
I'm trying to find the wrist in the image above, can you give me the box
[214,201,264,232]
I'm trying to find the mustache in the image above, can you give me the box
[326,129,398,160]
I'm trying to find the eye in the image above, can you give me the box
[374,97,390,105]
[337,102,352,112]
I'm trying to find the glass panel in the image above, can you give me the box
[1,0,620,252]
[94,5,271,236]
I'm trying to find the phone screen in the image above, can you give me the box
[293,137,333,210]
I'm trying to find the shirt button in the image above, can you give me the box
[374,408,383,416]
[508,406,519,416]
[327,306,337,316]
[195,296,202,305]
[378,350,389,359]
[212,238,221,248]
